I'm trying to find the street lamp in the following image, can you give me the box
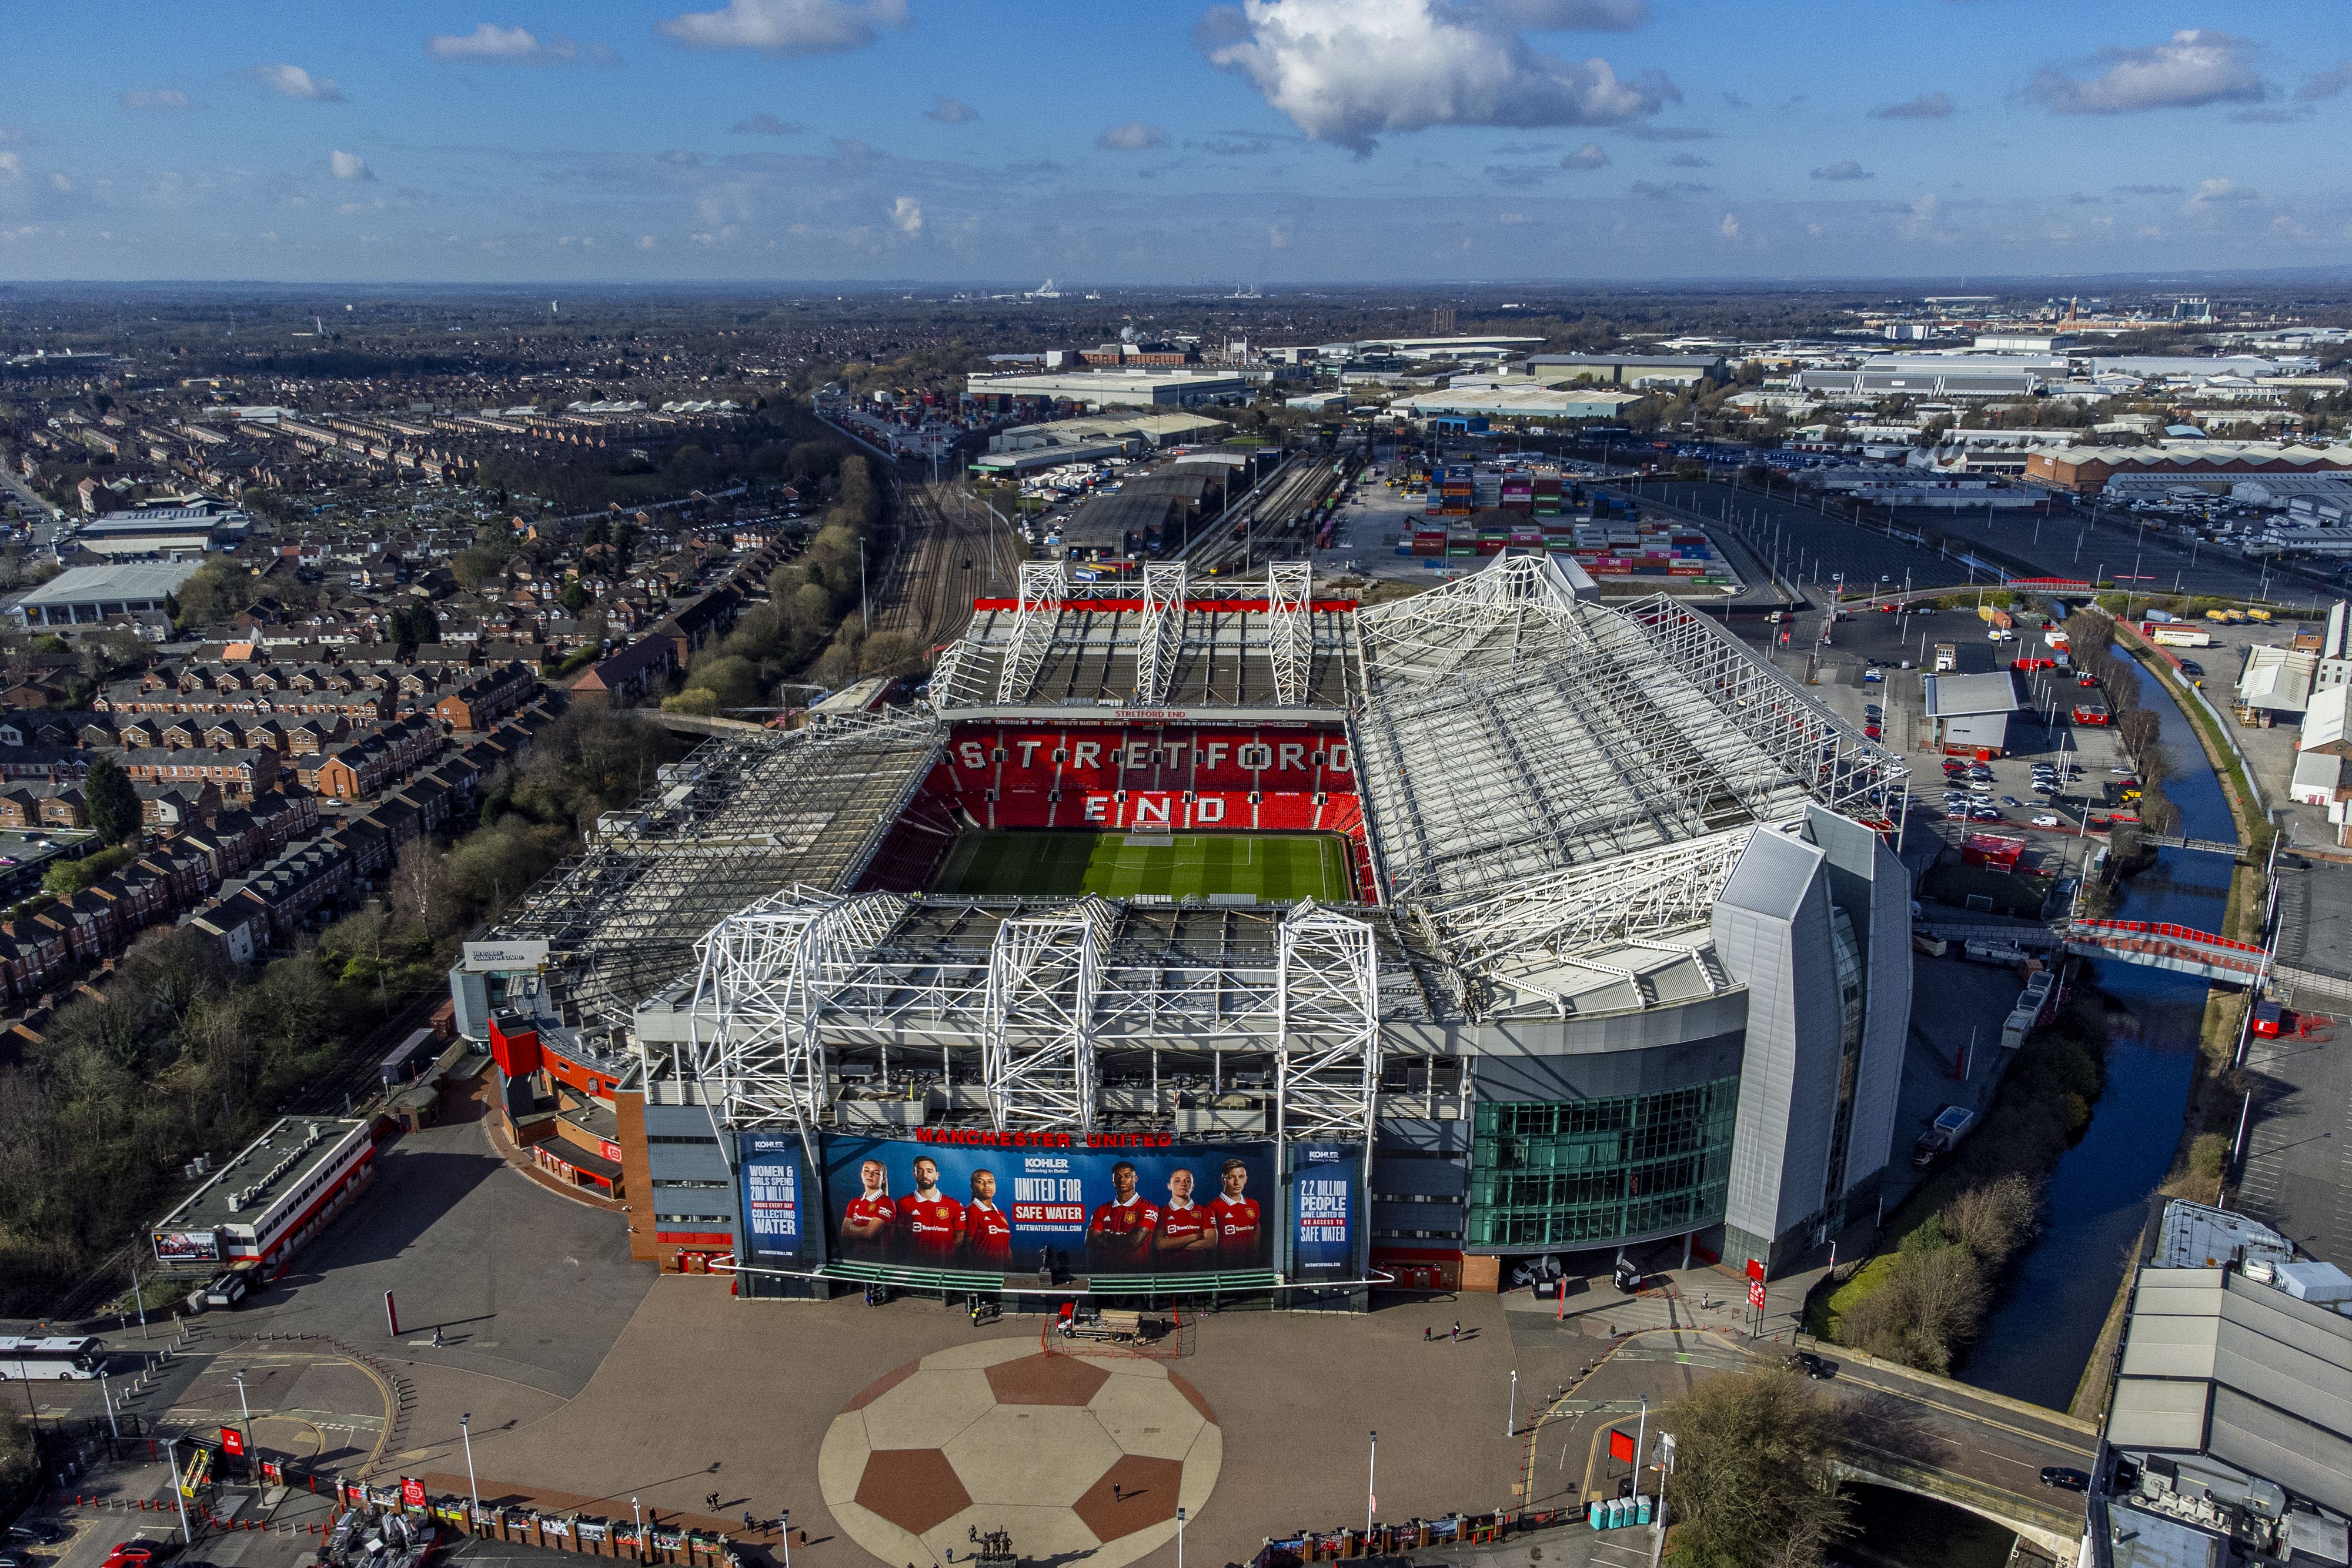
[1366,1430,1377,1539]
[460,1413,479,1517]
[1506,1369,1518,1437]
[1175,1506,1186,1568]
[233,1369,253,1467]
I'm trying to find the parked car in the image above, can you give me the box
[1783,1351,1836,1380]
[2033,814,2063,828]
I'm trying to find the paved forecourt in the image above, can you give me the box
[935,829,1354,904]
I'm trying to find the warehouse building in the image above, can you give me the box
[9,560,203,630]
[1526,352,1727,388]
[2027,443,2352,496]
[964,368,1248,410]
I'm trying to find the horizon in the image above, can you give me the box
[2,1,2348,286]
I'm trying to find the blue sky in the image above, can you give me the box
[2,0,2347,284]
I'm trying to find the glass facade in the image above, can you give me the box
[1465,1079,1739,1249]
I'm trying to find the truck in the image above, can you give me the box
[2148,624,2213,648]
[1934,643,1958,672]
[1978,606,2014,630]
[1054,1302,1154,1343]
[2205,608,2246,624]
[1911,1105,1979,1168]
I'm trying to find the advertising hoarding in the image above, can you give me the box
[1288,1144,1362,1276]
[738,1134,804,1262]
[153,1228,220,1263]
[820,1133,1278,1275]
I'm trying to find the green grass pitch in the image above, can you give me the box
[933,831,1354,904]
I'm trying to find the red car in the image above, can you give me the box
[2077,673,2097,687]
[103,1546,158,1568]
[1864,725,1883,740]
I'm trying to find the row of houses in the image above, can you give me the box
[0,705,556,1002]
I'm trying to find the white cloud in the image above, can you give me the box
[728,112,803,135]
[2185,178,2258,209]
[0,153,20,179]
[2025,30,2266,115]
[925,96,978,124]
[1719,212,1738,238]
[1196,0,1673,155]
[889,196,923,235]
[1097,121,1168,151]
[2273,214,2309,238]
[1810,159,1873,181]
[656,0,910,57]
[1498,210,1528,223]
[256,63,344,101]
[1899,191,1949,243]
[1560,141,1609,169]
[51,173,71,192]
[638,234,657,249]
[1870,91,1952,120]
[119,89,192,111]
[329,150,374,181]
[426,24,609,65]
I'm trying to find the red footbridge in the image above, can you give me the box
[2059,918,2271,984]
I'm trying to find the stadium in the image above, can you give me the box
[455,553,1915,1303]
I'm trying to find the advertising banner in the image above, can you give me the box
[738,1134,803,1262]
[152,1228,220,1263]
[820,1133,1277,1275]
[1288,1144,1362,1276]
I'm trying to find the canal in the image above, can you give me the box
[1956,654,2236,1408]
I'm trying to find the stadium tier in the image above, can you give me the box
[465,553,1915,1299]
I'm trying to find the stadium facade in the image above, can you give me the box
[453,553,1912,1300]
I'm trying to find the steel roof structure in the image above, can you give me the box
[493,553,1906,1142]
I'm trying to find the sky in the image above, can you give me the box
[2,0,2350,286]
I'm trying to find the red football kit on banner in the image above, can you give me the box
[964,1199,1014,1265]
[1088,1194,1161,1268]
[1157,1201,1210,1262]
[841,1192,895,1257]
[1209,1194,1262,1262]
[898,1191,965,1257]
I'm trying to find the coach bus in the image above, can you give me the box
[0,1335,108,1380]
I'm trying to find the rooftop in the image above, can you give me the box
[156,1115,369,1237]
[14,560,205,609]
[2109,1266,2352,1518]
[1923,671,2026,718]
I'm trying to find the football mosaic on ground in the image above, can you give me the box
[933,830,1351,904]
[819,1340,1221,1568]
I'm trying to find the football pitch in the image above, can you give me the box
[933,830,1354,904]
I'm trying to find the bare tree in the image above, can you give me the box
[389,839,456,941]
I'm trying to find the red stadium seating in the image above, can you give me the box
[861,722,1380,901]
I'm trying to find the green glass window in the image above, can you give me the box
[1465,1077,1739,1249]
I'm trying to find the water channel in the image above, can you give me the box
[1849,658,2240,1566]
[1958,657,2236,1407]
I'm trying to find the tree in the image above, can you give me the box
[1659,1373,1850,1568]
[84,755,140,844]
[389,839,457,942]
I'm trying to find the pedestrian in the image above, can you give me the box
[1112,1483,1122,1503]
[1422,1326,1431,1342]
[744,1514,756,1533]
[707,1493,719,1512]
[431,1326,443,1348]
[1451,1320,1460,1343]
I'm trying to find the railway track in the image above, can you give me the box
[1183,454,1347,577]
[870,477,1018,650]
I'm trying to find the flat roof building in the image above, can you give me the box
[1526,352,1728,387]
[149,1115,375,1278]
[1394,387,1645,423]
[1923,670,2026,755]
[2103,1263,2352,1557]
[9,560,203,628]
[965,368,1248,409]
